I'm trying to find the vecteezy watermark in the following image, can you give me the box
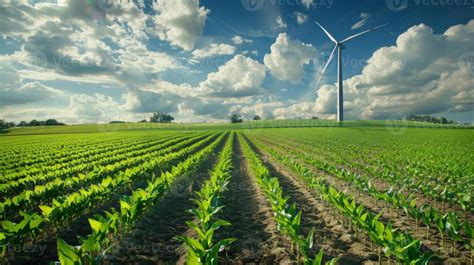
[30,50,49,68]
[97,0,120,12]
[241,0,333,12]
[458,51,474,75]
[316,54,404,76]
[386,0,474,11]
[385,0,409,11]
[241,0,265,11]
[385,112,408,136]
[28,50,114,71]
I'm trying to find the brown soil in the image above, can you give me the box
[4,134,221,265]
[252,136,471,264]
[215,136,292,264]
[243,135,379,264]
[261,134,472,222]
[103,135,227,264]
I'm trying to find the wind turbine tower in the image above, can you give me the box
[315,21,387,122]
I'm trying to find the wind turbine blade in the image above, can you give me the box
[314,21,337,44]
[315,44,338,88]
[340,23,388,43]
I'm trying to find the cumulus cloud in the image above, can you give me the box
[270,84,336,119]
[119,45,179,74]
[69,93,121,123]
[351,13,370,30]
[239,101,285,119]
[0,81,63,106]
[199,55,266,97]
[264,33,316,84]
[294,12,309,25]
[276,16,287,29]
[121,91,180,113]
[269,20,474,120]
[0,1,179,87]
[192,43,236,59]
[0,62,63,106]
[1,2,472,123]
[151,0,209,51]
[232,35,253,45]
[348,21,474,118]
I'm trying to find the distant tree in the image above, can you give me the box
[406,114,455,125]
[0,120,15,130]
[311,116,319,120]
[29,120,41,126]
[253,115,261,121]
[109,121,126,124]
[24,119,65,126]
[45,119,65,126]
[150,112,174,123]
[18,121,28,127]
[138,119,147,123]
[230,114,243,123]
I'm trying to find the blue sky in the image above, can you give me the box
[0,0,473,123]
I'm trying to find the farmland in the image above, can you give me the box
[0,122,472,264]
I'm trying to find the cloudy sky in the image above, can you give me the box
[0,0,473,124]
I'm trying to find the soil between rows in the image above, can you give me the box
[243,134,380,264]
[104,134,228,264]
[262,134,472,223]
[216,135,292,264]
[4,133,220,265]
[253,135,471,264]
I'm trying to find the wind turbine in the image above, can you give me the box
[314,21,387,122]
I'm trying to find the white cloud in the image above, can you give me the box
[294,12,308,25]
[354,20,474,118]
[119,44,180,75]
[264,33,316,84]
[269,20,474,121]
[0,62,64,106]
[151,0,210,51]
[270,84,336,119]
[192,43,236,59]
[1,2,472,123]
[121,90,180,113]
[69,94,119,123]
[0,81,64,106]
[239,101,285,119]
[232,35,253,45]
[199,55,266,97]
[351,13,370,30]
[322,20,474,119]
[0,1,180,87]
[276,16,287,29]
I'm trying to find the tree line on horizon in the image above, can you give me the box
[405,114,456,125]
[0,119,65,130]
[0,113,467,131]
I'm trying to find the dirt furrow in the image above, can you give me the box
[216,136,292,264]
[254,137,470,264]
[7,134,220,265]
[104,135,226,264]
[260,135,472,221]
[244,135,379,264]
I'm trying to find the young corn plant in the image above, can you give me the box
[239,134,338,265]
[178,133,236,264]
[56,133,227,265]
[251,138,432,264]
